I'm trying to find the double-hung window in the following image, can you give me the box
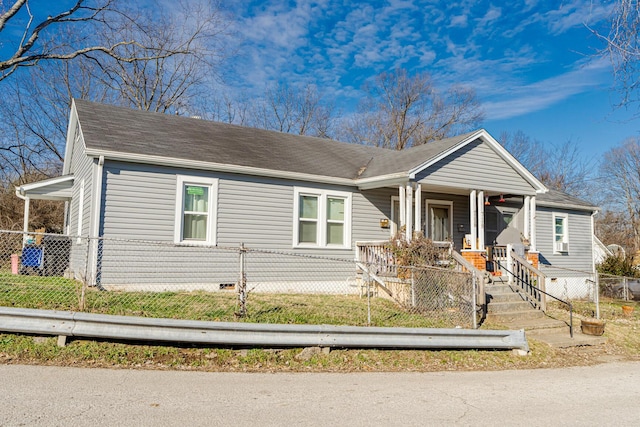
[174,176,218,245]
[294,188,351,248]
[552,213,569,253]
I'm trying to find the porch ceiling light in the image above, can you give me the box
[499,194,505,203]
[484,195,490,206]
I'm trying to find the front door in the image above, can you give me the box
[426,201,452,242]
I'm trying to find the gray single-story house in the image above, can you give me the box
[15,99,599,299]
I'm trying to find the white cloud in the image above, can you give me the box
[482,57,612,119]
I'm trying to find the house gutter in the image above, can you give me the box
[84,149,357,188]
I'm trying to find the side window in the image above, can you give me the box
[174,176,218,245]
[294,188,351,249]
[553,213,569,253]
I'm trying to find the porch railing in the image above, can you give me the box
[355,240,454,275]
[356,241,397,276]
[491,244,546,311]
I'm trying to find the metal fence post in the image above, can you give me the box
[365,264,371,326]
[595,273,600,320]
[237,243,247,318]
[472,273,478,329]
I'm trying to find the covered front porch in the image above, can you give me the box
[388,182,541,271]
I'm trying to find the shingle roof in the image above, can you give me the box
[536,189,598,211]
[74,99,484,181]
[74,100,584,210]
[74,99,395,180]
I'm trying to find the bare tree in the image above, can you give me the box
[595,210,637,250]
[600,137,640,249]
[248,83,334,137]
[0,0,233,231]
[0,0,205,82]
[90,1,231,113]
[339,68,483,150]
[499,131,595,200]
[592,0,640,110]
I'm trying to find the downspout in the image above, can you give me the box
[89,155,105,286]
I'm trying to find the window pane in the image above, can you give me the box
[300,195,318,219]
[327,222,344,245]
[327,198,344,221]
[184,186,208,212]
[432,206,450,240]
[184,214,207,240]
[299,221,317,243]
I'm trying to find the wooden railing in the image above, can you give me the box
[492,244,546,311]
[355,240,454,275]
[356,241,397,276]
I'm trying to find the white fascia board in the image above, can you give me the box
[355,173,409,190]
[84,149,357,187]
[17,174,75,192]
[15,175,75,200]
[62,100,79,176]
[536,200,598,213]
[407,129,548,194]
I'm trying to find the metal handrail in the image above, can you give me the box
[494,257,574,338]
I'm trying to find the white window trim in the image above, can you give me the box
[174,175,218,245]
[425,199,454,242]
[293,187,352,249]
[552,212,569,254]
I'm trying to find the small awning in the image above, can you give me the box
[15,175,74,201]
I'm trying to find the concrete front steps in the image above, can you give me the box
[485,281,607,348]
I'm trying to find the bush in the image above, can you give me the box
[387,232,445,268]
[597,254,639,277]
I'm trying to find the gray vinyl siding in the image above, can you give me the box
[67,131,94,279]
[95,162,400,287]
[535,206,594,274]
[415,139,536,195]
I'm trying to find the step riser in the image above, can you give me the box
[486,311,546,323]
[487,301,535,313]
[487,293,526,303]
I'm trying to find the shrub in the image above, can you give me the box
[597,254,639,277]
[387,232,445,268]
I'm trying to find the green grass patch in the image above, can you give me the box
[0,271,467,328]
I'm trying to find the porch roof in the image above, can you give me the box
[15,175,74,201]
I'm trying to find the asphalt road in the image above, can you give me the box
[1,362,639,426]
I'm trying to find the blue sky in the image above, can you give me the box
[223,0,639,160]
[3,0,638,161]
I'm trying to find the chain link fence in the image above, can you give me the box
[598,273,639,301]
[0,230,476,328]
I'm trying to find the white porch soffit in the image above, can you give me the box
[15,175,74,201]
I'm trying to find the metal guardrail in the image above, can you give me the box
[0,307,530,352]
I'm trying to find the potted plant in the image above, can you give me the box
[580,318,605,336]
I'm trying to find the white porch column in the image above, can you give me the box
[22,196,30,243]
[470,190,477,250]
[477,191,485,250]
[523,195,530,240]
[414,183,422,236]
[405,183,413,241]
[530,196,537,251]
[399,185,405,230]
